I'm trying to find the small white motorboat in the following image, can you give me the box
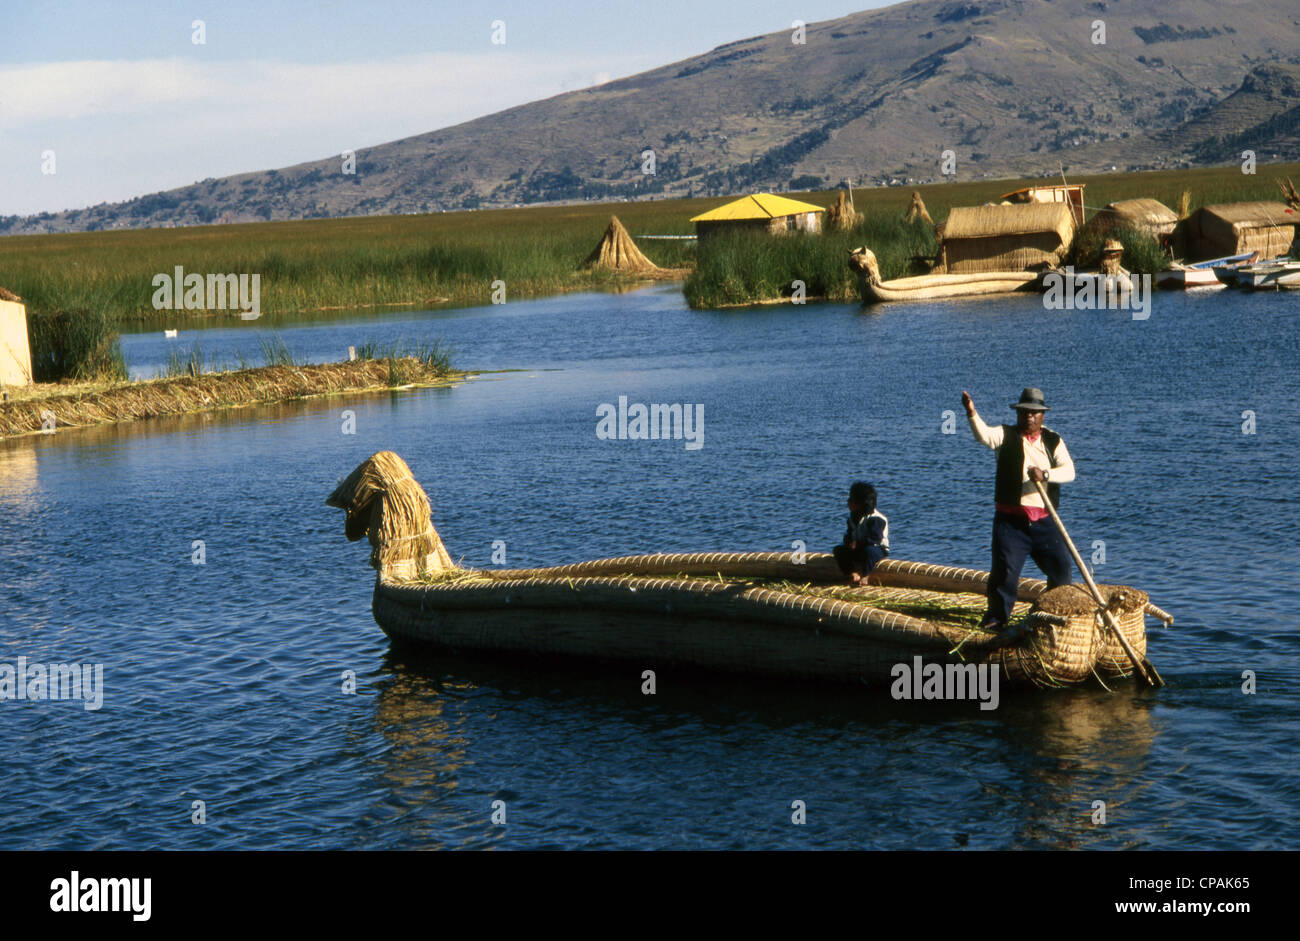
[1154,253,1253,287]
[1239,259,1300,290]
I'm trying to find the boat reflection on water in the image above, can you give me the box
[366,652,502,850]
[990,690,1161,849]
[367,643,1163,849]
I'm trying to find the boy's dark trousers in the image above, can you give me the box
[834,543,887,578]
[986,511,1072,625]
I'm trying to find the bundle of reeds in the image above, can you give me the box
[826,190,864,231]
[326,449,456,579]
[905,191,933,226]
[581,216,660,272]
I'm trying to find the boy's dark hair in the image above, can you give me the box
[848,481,877,513]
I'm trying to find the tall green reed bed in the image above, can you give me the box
[684,216,937,308]
[4,160,1296,333]
[26,304,127,382]
[1067,223,1169,274]
[0,205,698,329]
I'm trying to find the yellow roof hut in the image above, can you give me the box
[0,287,33,389]
[938,203,1077,274]
[1179,201,1297,262]
[690,193,825,241]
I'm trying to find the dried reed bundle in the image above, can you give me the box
[905,191,933,225]
[1282,178,1300,212]
[327,450,456,579]
[826,190,864,231]
[581,216,660,272]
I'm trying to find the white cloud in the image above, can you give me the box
[0,51,659,215]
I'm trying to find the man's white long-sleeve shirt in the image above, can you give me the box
[968,410,1075,513]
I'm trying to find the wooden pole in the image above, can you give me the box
[1032,479,1165,688]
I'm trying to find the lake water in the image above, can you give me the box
[3,284,1298,849]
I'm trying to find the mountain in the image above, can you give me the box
[8,0,1300,234]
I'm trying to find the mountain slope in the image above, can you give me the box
[8,0,1300,234]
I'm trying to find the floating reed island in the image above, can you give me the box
[329,451,1174,690]
[0,355,461,440]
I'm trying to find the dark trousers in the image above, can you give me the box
[986,512,1072,625]
[834,543,887,578]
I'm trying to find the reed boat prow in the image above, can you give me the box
[331,451,1171,689]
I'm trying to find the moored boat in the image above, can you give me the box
[329,451,1174,689]
[1238,259,1300,289]
[1207,251,1260,286]
[1037,267,1136,296]
[848,247,1037,303]
[1157,252,1255,289]
[1156,264,1224,289]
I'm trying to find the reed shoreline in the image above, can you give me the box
[0,357,464,440]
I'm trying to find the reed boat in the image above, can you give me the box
[848,247,1037,304]
[328,452,1174,689]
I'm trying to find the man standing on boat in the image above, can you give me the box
[961,387,1074,632]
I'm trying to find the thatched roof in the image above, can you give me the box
[942,203,1075,242]
[1197,201,1298,231]
[582,216,659,272]
[327,450,456,578]
[1099,198,1178,228]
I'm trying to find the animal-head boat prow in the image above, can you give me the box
[326,450,456,580]
[847,246,881,284]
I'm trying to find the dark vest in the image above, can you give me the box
[995,425,1061,508]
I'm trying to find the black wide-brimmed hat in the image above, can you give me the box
[1011,387,1050,411]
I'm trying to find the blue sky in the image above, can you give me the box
[2,1,890,216]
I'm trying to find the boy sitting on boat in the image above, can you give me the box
[833,481,890,586]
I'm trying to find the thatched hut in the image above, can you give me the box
[690,193,825,241]
[938,203,1076,274]
[1084,198,1178,242]
[1178,202,1297,262]
[582,216,660,273]
[0,287,32,389]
